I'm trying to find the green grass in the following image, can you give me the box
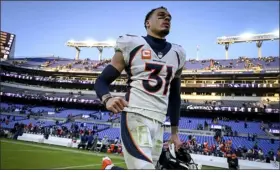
[0,139,225,170]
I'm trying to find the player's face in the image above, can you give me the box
[146,9,172,38]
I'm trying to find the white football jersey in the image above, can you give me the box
[115,35,186,123]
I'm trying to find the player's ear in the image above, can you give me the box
[145,20,150,29]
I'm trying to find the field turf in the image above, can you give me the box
[0,139,225,170]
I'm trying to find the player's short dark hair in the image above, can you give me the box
[144,6,168,29]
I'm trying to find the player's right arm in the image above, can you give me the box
[94,36,130,114]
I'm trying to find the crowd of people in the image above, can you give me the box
[186,56,279,72]
[177,135,280,163]
[5,57,113,74]
[41,58,112,71]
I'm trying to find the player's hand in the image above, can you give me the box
[170,133,182,152]
[106,97,128,114]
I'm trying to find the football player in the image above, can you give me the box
[95,6,186,169]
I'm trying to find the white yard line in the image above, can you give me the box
[0,140,124,160]
[52,162,125,170]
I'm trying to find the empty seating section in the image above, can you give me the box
[0,103,24,109]
[31,106,55,113]
[177,117,211,129]
[0,103,114,121]
[169,117,265,135]
[0,114,26,121]
[60,122,109,131]
[218,120,265,134]
[53,109,93,118]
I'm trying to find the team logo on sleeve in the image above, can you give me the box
[142,49,151,59]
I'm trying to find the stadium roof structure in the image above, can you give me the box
[66,40,116,61]
[217,30,279,59]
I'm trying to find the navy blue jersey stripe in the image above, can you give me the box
[175,50,180,69]
[124,44,144,101]
[121,112,153,164]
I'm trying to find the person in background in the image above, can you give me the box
[268,148,275,161]
[114,137,120,144]
[228,154,239,170]
[276,149,280,162]
[78,133,88,150]
[86,132,94,150]
[258,149,264,161]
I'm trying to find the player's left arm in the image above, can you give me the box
[168,68,183,135]
[168,46,186,135]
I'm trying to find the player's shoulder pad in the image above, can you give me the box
[125,34,138,37]
[172,43,186,59]
[116,34,140,44]
[115,34,141,54]
[171,43,186,69]
[171,43,182,47]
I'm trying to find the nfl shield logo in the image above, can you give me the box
[158,52,163,58]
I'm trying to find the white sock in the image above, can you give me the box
[105,164,114,170]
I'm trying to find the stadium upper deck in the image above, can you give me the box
[1,56,279,75]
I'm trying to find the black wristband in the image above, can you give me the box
[103,95,113,106]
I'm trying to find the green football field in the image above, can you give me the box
[0,139,225,170]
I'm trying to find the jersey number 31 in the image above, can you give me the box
[142,63,173,95]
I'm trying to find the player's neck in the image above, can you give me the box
[147,31,166,40]
[146,34,166,44]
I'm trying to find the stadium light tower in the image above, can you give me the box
[256,40,263,58]
[217,30,279,59]
[225,43,230,60]
[75,47,81,61]
[66,40,115,61]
